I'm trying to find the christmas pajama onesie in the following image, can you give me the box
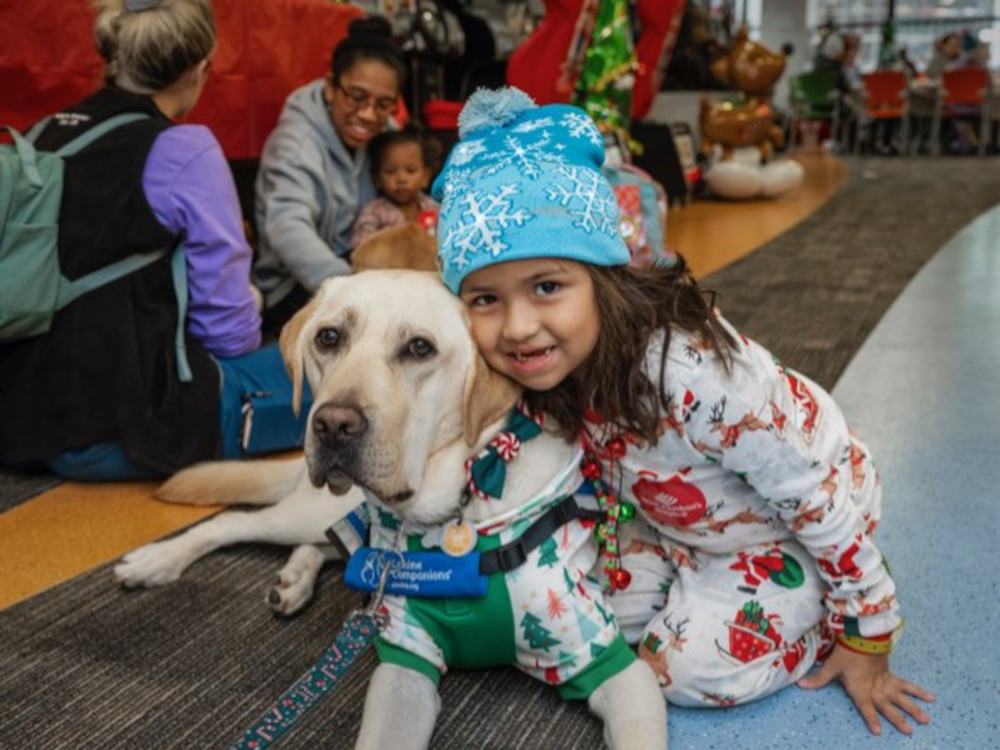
[592,319,902,708]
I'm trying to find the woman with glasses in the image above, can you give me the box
[1,0,309,481]
[253,16,407,334]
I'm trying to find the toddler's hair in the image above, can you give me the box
[332,15,406,87]
[369,127,442,181]
[93,0,216,95]
[527,256,737,443]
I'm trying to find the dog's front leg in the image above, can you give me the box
[588,660,668,750]
[355,663,440,750]
[114,484,363,590]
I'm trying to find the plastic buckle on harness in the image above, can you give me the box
[493,540,527,573]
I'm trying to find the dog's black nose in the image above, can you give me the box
[312,404,367,443]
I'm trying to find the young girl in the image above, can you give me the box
[350,127,439,250]
[431,87,934,736]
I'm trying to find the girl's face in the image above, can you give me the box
[377,141,429,207]
[460,258,600,392]
[325,59,400,150]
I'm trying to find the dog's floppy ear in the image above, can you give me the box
[279,291,322,417]
[462,352,521,446]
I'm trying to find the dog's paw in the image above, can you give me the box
[267,566,317,616]
[113,541,193,588]
[267,546,326,615]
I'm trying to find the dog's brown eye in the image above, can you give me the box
[316,327,341,350]
[405,337,435,359]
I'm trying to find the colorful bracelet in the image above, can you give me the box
[836,634,893,655]
[835,623,903,656]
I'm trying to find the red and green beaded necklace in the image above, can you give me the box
[580,430,636,592]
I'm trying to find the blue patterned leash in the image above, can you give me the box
[226,552,402,750]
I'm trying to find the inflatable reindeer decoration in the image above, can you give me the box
[699,27,788,162]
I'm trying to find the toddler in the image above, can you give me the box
[351,127,439,251]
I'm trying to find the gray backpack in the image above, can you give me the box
[0,113,177,342]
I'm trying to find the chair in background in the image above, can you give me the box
[854,70,910,155]
[930,67,991,156]
[787,70,841,149]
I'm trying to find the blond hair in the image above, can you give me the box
[93,0,215,94]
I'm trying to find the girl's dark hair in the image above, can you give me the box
[332,15,406,87]
[368,126,442,177]
[526,257,737,443]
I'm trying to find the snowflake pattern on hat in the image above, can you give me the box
[433,88,632,294]
[544,166,620,236]
[443,184,533,269]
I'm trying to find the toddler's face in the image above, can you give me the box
[377,142,430,208]
[460,258,600,392]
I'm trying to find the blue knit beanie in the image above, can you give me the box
[432,87,630,294]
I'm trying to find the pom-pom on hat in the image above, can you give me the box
[432,86,630,294]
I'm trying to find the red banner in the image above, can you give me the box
[0,0,361,159]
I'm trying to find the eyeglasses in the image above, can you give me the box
[335,82,398,117]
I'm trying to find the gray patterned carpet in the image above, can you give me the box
[2,156,999,749]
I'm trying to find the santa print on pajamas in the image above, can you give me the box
[590,315,900,708]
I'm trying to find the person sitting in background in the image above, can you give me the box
[925,32,962,79]
[947,33,990,154]
[909,32,963,153]
[815,31,864,149]
[253,15,406,336]
[350,127,439,251]
[0,0,307,481]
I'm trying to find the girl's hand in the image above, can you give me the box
[797,644,934,735]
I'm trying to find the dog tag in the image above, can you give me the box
[441,518,477,557]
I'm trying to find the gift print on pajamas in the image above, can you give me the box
[728,543,805,594]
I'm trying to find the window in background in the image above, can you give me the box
[806,0,999,73]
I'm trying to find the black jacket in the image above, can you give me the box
[0,87,221,472]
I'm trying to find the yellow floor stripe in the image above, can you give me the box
[0,482,219,609]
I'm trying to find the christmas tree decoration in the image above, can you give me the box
[575,605,602,643]
[547,588,569,619]
[570,0,639,152]
[538,537,560,567]
[521,612,562,651]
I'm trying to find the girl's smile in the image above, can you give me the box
[461,258,600,391]
[509,345,556,372]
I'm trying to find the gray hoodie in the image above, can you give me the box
[253,80,376,306]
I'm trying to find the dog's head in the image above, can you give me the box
[280,270,520,506]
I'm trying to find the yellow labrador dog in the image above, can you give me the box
[115,270,666,749]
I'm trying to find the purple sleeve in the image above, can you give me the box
[143,125,261,358]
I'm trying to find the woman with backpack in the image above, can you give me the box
[0,0,308,480]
